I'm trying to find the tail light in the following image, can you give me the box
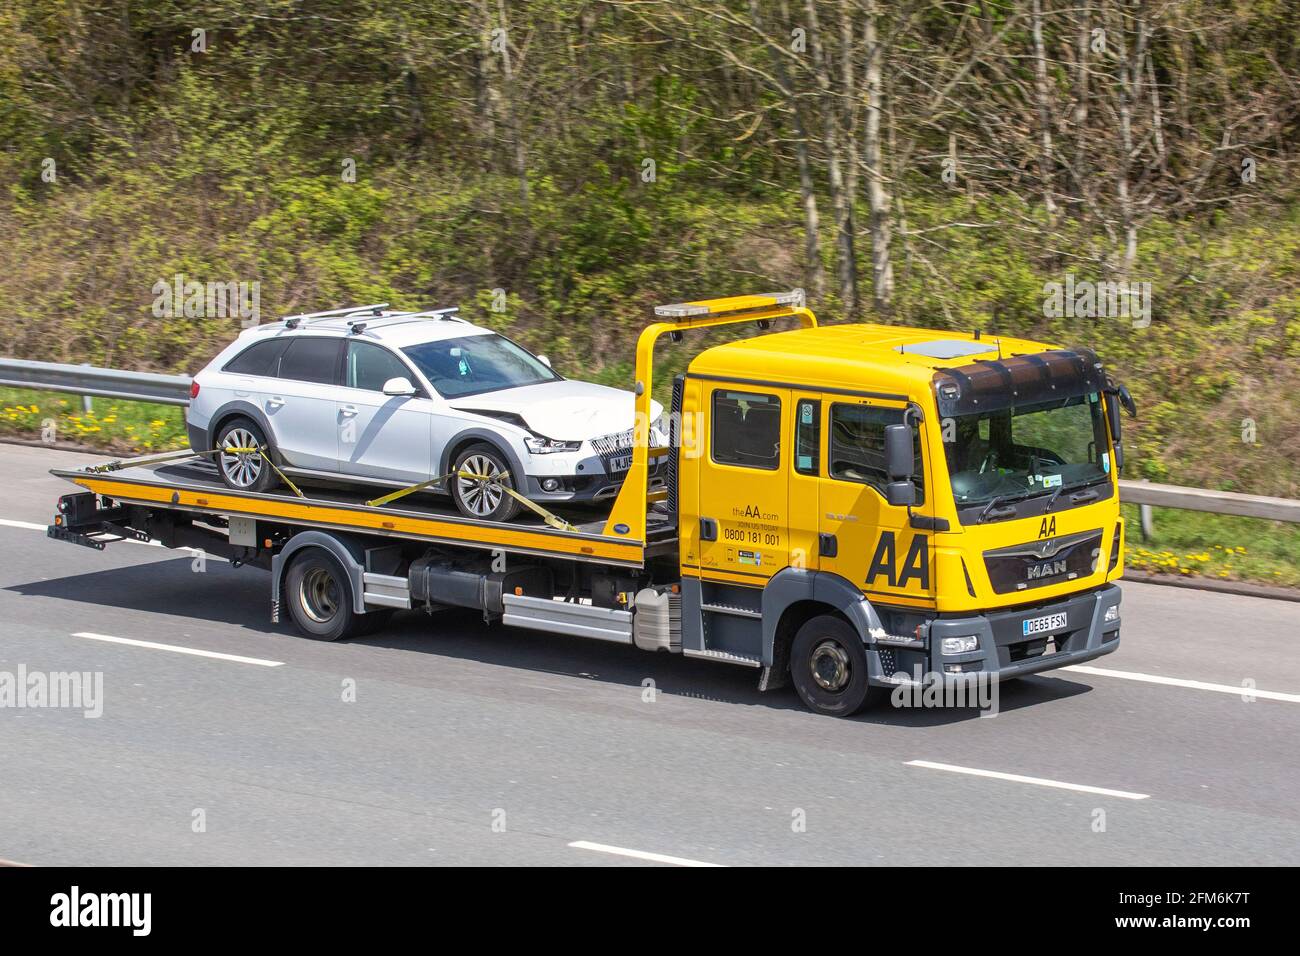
[190,380,200,399]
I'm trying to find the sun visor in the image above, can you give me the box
[932,348,1106,417]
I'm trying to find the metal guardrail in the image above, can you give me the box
[1119,479,1300,524]
[2,357,1297,524]
[0,358,191,407]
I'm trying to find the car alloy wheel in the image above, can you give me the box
[456,453,506,517]
[219,427,264,489]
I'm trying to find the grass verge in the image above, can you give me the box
[1121,503,1300,590]
[0,387,188,454]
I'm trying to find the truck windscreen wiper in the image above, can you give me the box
[976,492,1027,523]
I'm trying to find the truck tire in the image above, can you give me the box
[790,614,874,717]
[284,549,363,641]
[451,442,522,522]
[215,417,279,493]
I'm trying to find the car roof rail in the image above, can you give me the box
[346,307,465,333]
[282,303,390,329]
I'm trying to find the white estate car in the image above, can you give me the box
[186,306,663,521]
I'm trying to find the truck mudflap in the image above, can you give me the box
[885,583,1122,686]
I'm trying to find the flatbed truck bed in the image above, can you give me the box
[51,458,675,568]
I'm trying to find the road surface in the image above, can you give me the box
[1,443,1297,865]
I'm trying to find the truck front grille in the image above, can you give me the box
[983,529,1103,595]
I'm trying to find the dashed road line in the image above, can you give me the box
[568,840,724,867]
[1063,664,1300,703]
[70,632,284,667]
[905,760,1150,800]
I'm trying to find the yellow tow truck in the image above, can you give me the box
[49,291,1135,715]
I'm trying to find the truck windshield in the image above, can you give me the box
[944,392,1110,511]
[403,333,559,398]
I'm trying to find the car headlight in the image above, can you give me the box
[524,436,582,455]
[1104,605,1120,624]
[941,635,979,655]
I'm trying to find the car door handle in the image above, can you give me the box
[267,397,285,408]
[340,405,358,418]
[699,517,718,541]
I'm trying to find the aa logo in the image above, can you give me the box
[865,532,930,590]
[1038,516,1057,539]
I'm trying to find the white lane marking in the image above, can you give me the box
[568,841,724,867]
[0,518,47,531]
[905,760,1150,800]
[1063,664,1300,703]
[70,632,284,667]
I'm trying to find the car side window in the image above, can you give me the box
[223,339,289,377]
[277,337,342,385]
[346,341,413,393]
[829,403,925,504]
[712,389,781,470]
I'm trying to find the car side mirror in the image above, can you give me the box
[537,355,552,368]
[885,480,916,508]
[884,422,913,481]
[382,376,417,396]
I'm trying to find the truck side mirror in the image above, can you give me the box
[884,422,913,481]
[885,480,916,508]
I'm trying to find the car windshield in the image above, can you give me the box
[402,333,559,398]
[945,392,1110,511]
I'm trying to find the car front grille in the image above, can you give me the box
[591,427,635,473]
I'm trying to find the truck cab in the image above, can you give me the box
[616,295,1134,715]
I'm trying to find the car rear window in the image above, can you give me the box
[223,338,290,377]
[278,337,342,385]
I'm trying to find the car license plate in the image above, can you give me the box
[1022,611,1068,636]
[609,455,632,472]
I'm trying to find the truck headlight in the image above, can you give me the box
[524,436,582,455]
[941,635,979,655]
[1104,605,1119,624]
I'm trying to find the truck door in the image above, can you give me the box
[817,399,936,609]
[695,385,791,582]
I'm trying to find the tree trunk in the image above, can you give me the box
[1031,0,1057,219]
[863,0,893,315]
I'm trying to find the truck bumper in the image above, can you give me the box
[894,583,1122,685]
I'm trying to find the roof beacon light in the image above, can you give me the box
[654,289,805,318]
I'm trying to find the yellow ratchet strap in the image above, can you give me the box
[367,468,578,533]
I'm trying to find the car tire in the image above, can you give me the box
[215,417,280,493]
[790,614,874,717]
[283,549,363,641]
[450,442,522,522]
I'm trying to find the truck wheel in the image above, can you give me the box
[284,549,362,641]
[451,443,521,522]
[790,615,874,717]
[216,417,279,493]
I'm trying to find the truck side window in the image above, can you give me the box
[712,390,780,470]
[829,403,925,504]
[794,399,820,475]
